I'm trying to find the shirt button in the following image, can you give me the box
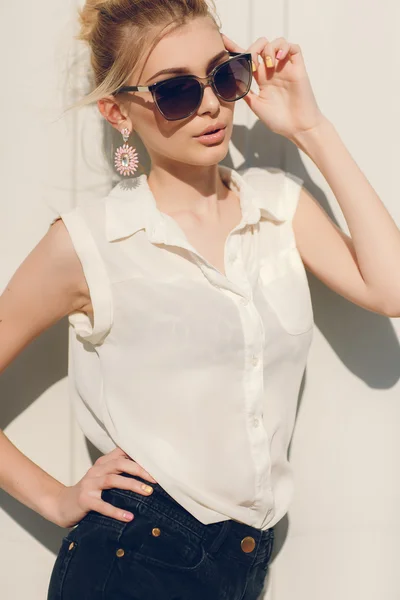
[240,297,249,306]
[253,418,260,427]
[251,355,259,366]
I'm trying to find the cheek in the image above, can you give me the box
[134,117,183,158]
[222,101,235,119]
[133,98,183,140]
[133,103,235,157]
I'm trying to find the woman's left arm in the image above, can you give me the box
[291,118,400,318]
[223,33,400,317]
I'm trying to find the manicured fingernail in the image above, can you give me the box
[276,49,284,60]
[265,56,274,68]
[252,60,257,72]
[141,484,153,493]
[123,512,134,520]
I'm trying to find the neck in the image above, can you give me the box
[147,160,230,218]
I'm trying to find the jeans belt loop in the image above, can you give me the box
[207,520,232,555]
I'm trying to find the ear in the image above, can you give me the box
[97,95,133,133]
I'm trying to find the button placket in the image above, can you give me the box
[251,354,260,366]
[225,235,247,290]
[237,299,274,512]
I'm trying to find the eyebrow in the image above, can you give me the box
[145,50,230,84]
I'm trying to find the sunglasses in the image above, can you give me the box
[114,52,253,121]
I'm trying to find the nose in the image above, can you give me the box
[197,81,220,116]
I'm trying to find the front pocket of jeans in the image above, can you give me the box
[126,501,208,573]
[259,248,314,335]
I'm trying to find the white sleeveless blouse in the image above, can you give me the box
[54,165,314,530]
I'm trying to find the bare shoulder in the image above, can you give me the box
[0,217,91,373]
[46,217,91,312]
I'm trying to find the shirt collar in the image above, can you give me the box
[104,165,285,243]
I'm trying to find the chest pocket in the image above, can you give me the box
[258,247,314,335]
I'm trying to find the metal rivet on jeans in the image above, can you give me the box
[240,536,256,553]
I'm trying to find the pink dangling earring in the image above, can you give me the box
[114,127,139,176]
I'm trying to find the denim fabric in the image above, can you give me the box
[47,472,274,600]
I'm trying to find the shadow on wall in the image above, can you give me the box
[0,119,399,561]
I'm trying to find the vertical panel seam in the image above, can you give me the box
[283,0,290,172]
[244,0,255,166]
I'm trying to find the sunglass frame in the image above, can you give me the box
[114,51,253,121]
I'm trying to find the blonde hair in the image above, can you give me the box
[73,0,221,110]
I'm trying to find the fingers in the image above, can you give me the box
[220,33,292,77]
[240,36,301,84]
[247,37,281,76]
[221,33,262,75]
[112,457,156,490]
[78,448,160,525]
[95,447,157,484]
[123,458,157,484]
[80,459,156,523]
[94,457,156,495]
[221,33,245,54]
[221,32,301,72]
[100,472,154,496]
[264,39,302,67]
[89,497,135,523]
[259,37,291,69]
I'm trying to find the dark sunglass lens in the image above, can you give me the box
[154,77,202,120]
[214,57,252,101]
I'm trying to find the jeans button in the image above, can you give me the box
[241,536,256,553]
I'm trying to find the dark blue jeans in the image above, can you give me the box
[47,472,275,600]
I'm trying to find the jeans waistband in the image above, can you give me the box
[114,471,274,563]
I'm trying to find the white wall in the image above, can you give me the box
[0,0,399,598]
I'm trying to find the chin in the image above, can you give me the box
[189,142,231,165]
[186,151,229,167]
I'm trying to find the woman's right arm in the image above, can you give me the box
[0,218,156,528]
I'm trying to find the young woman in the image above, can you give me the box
[1,0,399,598]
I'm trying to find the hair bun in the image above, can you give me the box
[70,0,220,111]
[77,0,108,43]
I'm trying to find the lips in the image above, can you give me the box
[194,127,227,145]
[195,123,226,137]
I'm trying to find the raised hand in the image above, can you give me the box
[222,33,326,141]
